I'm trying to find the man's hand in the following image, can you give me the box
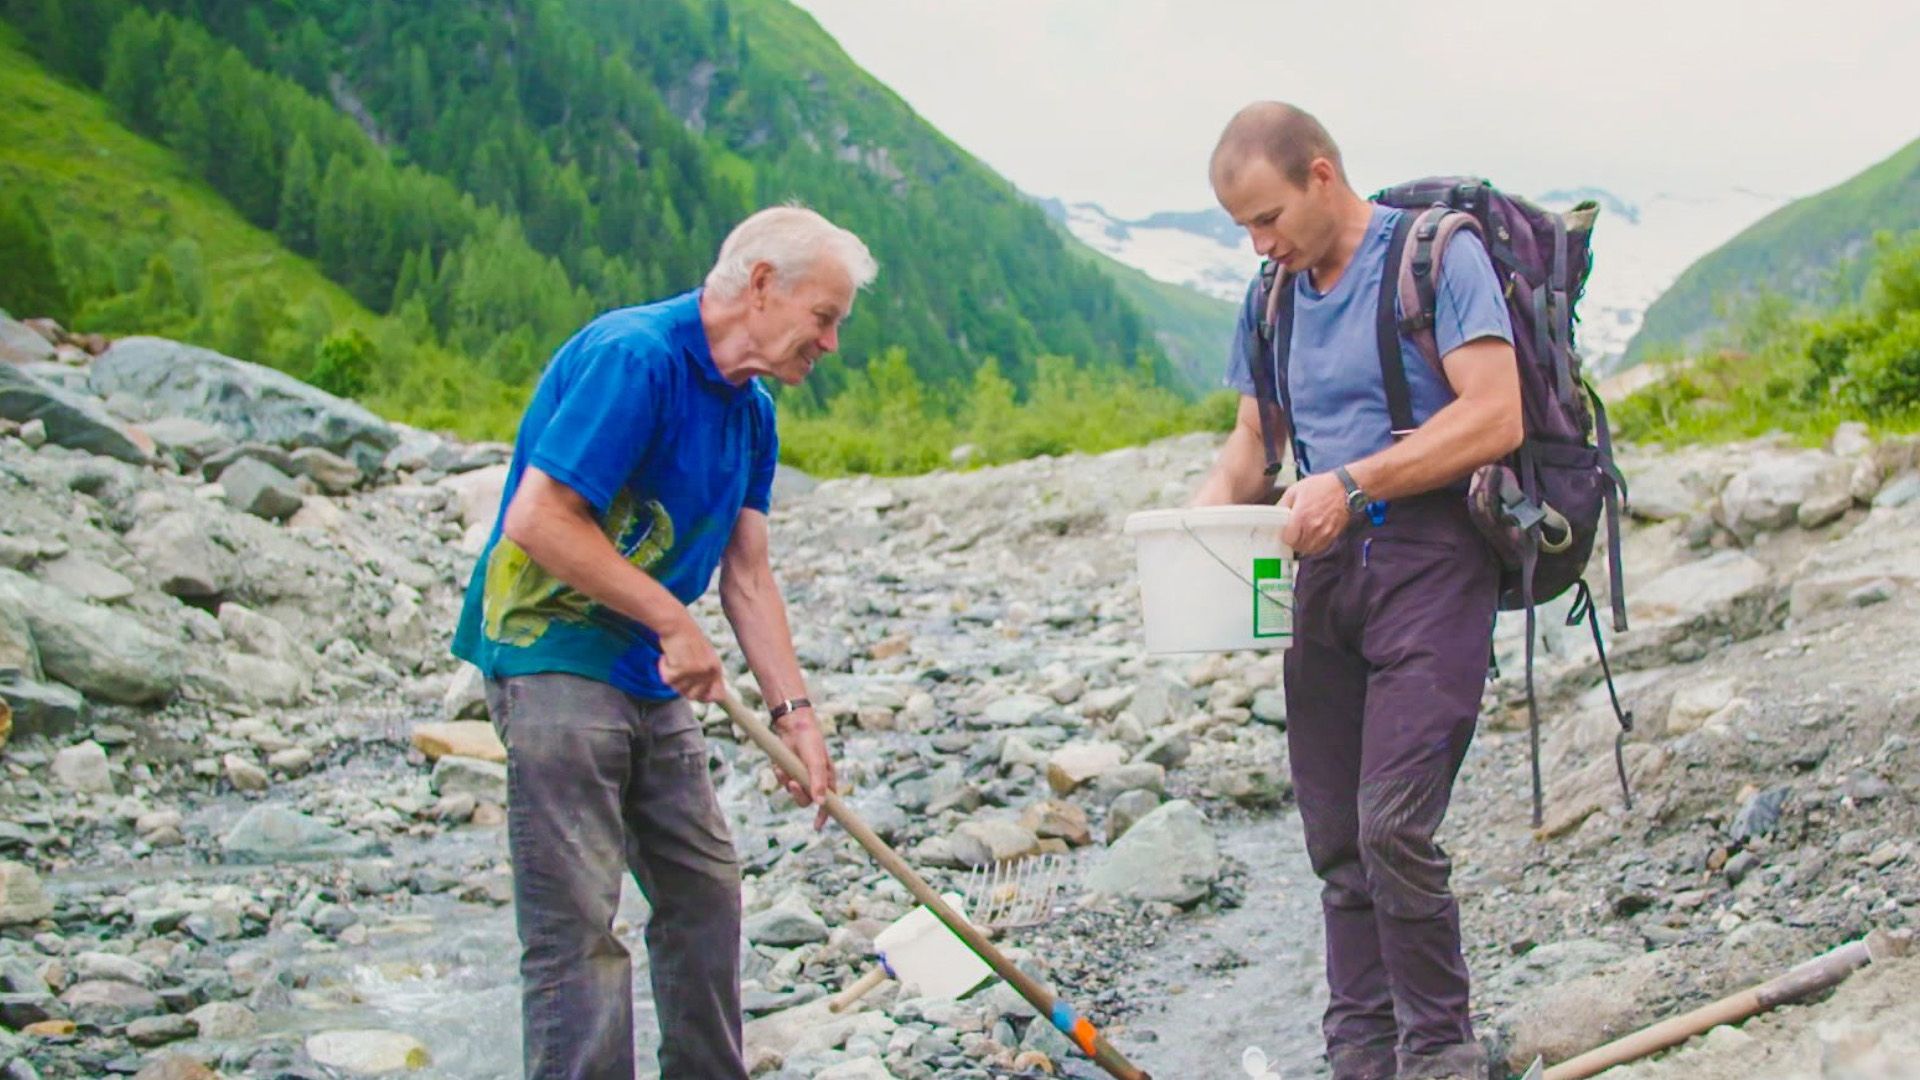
[774,710,836,831]
[1279,471,1352,557]
[658,618,727,702]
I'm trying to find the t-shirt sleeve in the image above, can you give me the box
[743,391,778,515]
[1223,274,1262,397]
[527,341,661,513]
[1434,231,1514,358]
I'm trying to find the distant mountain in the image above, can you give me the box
[1041,186,1786,378]
[1538,187,1787,374]
[1626,135,1920,365]
[1041,199,1257,304]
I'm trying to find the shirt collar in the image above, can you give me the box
[675,287,751,396]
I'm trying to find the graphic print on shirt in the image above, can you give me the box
[480,490,676,647]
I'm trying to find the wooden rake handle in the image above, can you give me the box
[719,692,1152,1080]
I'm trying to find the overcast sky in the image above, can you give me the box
[788,0,1919,218]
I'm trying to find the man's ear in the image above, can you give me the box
[748,261,777,308]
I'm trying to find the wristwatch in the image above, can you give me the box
[769,696,813,724]
[1334,466,1368,516]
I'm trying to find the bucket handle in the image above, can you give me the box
[1179,519,1267,591]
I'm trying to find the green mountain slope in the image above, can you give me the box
[1628,135,1920,364]
[1056,229,1238,393]
[1,0,1178,417]
[0,24,527,434]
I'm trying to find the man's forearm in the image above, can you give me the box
[720,566,808,708]
[1345,394,1520,502]
[506,508,692,636]
[1192,417,1282,507]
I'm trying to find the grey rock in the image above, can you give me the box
[289,446,362,494]
[221,805,381,863]
[1874,472,1920,509]
[0,316,55,365]
[51,739,112,794]
[1250,688,1287,726]
[430,755,507,803]
[16,419,43,448]
[746,893,830,946]
[1716,451,1848,540]
[977,695,1054,727]
[59,978,162,1027]
[91,337,398,471]
[0,570,183,705]
[139,416,232,468]
[0,677,84,740]
[0,361,149,464]
[304,1029,432,1075]
[0,861,53,926]
[0,601,38,681]
[219,457,304,521]
[74,951,156,987]
[36,554,135,604]
[1130,674,1191,727]
[1731,786,1791,844]
[1085,799,1220,906]
[126,1012,197,1047]
[127,511,238,600]
[187,1001,257,1040]
[1105,789,1162,844]
[1134,731,1191,769]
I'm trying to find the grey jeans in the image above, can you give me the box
[485,672,746,1080]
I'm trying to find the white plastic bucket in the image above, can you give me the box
[1123,505,1294,654]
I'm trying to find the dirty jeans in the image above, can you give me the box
[1282,495,1497,1079]
[485,673,746,1080]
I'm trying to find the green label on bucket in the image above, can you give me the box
[1252,557,1292,639]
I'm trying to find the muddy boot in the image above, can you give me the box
[1397,1040,1489,1080]
[1329,1038,1398,1080]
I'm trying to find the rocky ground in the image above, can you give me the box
[1,310,1918,1080]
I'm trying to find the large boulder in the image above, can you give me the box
[1790,502,1920,619]
[1716,451,1851,540]
[0,569,183,705]
[0,361,150,464]
[91,337,398,471]
[1084,799,1220,906]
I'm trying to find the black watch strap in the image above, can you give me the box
[1334,466,1366,511]
[769,696,812,722]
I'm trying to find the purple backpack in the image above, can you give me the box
[1248,177,1631,827]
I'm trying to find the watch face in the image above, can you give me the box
[1348,489,1368,512]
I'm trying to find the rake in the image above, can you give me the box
[721,691,1151,1080]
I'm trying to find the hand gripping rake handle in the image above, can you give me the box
[719,692,1152,1080]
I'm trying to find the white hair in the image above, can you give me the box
[704,205,878,297]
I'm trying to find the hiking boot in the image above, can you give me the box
[1329,1039,1398,1080]
[1397,1040,1489,1080]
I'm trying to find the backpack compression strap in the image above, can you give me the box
[1249,259,1295,478]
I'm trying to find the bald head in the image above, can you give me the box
[1210,102,1346,190]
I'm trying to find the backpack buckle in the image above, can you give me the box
[1499,485,1547,532]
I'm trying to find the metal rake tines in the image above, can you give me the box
[961,852,1067,929]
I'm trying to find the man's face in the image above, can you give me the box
[749,261,855,386]
[1215,155,1337,276]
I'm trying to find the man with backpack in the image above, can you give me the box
[1190,101,1524,1080]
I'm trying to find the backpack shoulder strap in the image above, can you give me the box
[1376,210,1418,435]
[1248,261,1295,478]
[1394,206,1486,374]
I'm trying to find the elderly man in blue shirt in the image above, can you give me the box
[453,206,875,1079]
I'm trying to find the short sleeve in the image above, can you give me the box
[743,390,777,514]
[528,341,663,513]
[1223,274,1262,397]
[1434,231,1514,359]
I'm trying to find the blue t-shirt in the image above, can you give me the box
[451,289,778,700]
[1225,204,1513,475]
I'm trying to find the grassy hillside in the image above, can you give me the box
[1627,135,1920,364]
[0,24,528,436]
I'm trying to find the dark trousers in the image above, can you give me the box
[1282,495,1496,1080]
[485,673,747,1080]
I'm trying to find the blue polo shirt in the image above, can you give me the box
[1225,204,1513,475]
[452,289,777,700]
